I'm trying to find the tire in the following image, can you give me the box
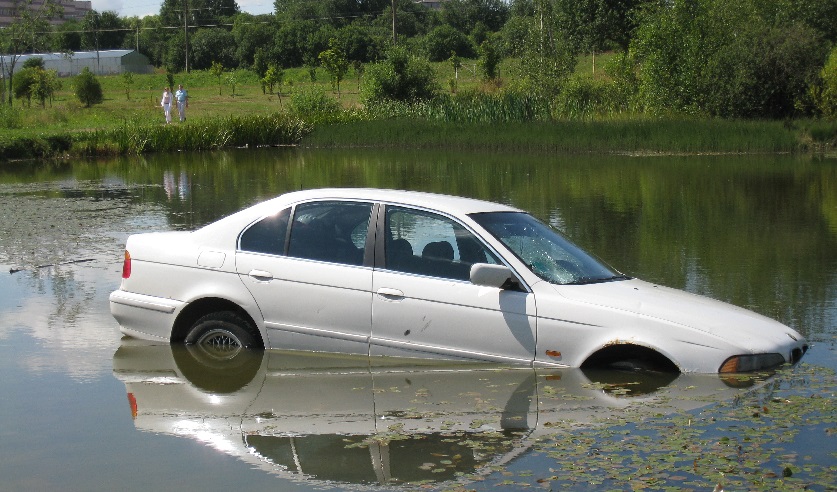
[185,311,261,350]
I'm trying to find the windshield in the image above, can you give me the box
[470,212,626,285]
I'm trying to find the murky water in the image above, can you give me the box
[1,149,835,490]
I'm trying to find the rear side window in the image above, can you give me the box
[239,208,291,255]
[287,201,373,266]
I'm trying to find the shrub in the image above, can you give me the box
[289,87,342,122]
[361,46,439,105]
[74,67,103,107]
[424,24,475,62]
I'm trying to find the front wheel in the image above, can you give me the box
[185,311,262,351]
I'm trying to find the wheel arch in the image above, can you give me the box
[172,297,264,348]
[581,341,680,373]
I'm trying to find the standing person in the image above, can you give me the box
[174,84,189,122]
[161,87,172,124]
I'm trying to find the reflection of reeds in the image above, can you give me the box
[305,117,800,154]
[72,113,312,156]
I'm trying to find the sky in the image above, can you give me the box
[91,0,275,18]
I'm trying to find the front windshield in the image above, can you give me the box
[470,212,626,285]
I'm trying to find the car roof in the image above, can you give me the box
[255,188,522,216]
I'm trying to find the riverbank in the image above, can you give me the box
[2,63,837,160]
[3,114,833,161]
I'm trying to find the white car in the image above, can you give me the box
[109,188,807,373]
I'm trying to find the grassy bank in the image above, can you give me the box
[2,60,836,160]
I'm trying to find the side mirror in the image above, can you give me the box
[470,263,516,289]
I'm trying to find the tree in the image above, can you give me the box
[424,24,476,62]
[122,71,134,100]
[814,46,837,118]
[630,0,828,118]
[226,72,238,96]
[74,67,103,107]
[477,38,500,81]
[210,61,225,95]
[262,65,284,100]
[189,28,237,70]
[1,0,63,106]
[82,11,127,51]
[441,0,510,34]
[318,38,349,96]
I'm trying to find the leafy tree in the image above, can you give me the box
[441,0,509,33]
[362,45,439,104]
[424,24,475,62]
[12,67,36,106]
[210,61,225,95]
[52,19,83,51]
[814,47,837,118]
[32,68,61,107]
[1,0,63,106]
[510,0,577,97]
[160,0,240,27]
[190,28,237,70]
[121,71,134,100]
[232,13,276,68]
[74,67,103,107]
[262,65,284,99]
[477,38,500,81]
[82,11,127,51]
[226,71,238,96]
[319,38,349,95]
[631,0,828,118]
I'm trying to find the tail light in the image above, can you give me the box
[122,250,132,279]
[127,392,138,419]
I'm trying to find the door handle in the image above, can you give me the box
[248,269,274,281]
[377,287,404,299]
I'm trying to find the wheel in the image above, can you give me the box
[185,311,261,350]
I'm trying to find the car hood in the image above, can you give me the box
[551,278,803,350]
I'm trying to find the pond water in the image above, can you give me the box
[0,149,835,490]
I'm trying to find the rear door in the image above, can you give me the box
[235,200,375,354]
[370,205,536,364]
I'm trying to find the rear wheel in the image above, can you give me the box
[185,311,262,350]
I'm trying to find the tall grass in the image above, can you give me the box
[73,112,311,155]
[305,118,800,154]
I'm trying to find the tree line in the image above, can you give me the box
[4,0,837,119]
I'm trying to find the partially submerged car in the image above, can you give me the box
[109,188,807,373]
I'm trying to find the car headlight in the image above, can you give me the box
[719,353,786,373]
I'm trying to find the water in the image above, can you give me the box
[0,149,835,490]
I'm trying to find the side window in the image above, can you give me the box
[239,208,291,255]
[385,207,499,281]
[287,201,372,266]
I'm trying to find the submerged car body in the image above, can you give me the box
[109,188,807,373]
[112,342,773,488]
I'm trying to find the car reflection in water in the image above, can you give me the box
[112,340,768,488]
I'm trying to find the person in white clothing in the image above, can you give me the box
[161,87,172,124]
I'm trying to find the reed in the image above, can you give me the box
[304,118,800,154]
[72,113,312,155]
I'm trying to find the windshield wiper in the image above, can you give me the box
[567,274,630,285]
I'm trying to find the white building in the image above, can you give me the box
[1,50,153,77]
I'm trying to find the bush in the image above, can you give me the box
[74,67,103,107]
[289,87,342,122]
[361,46,439,105]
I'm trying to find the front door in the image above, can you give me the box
[370,206,536,364]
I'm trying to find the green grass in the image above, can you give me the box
[0,58,832,160]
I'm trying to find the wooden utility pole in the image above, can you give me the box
[184,0,189,72]
[391,0,396,44]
